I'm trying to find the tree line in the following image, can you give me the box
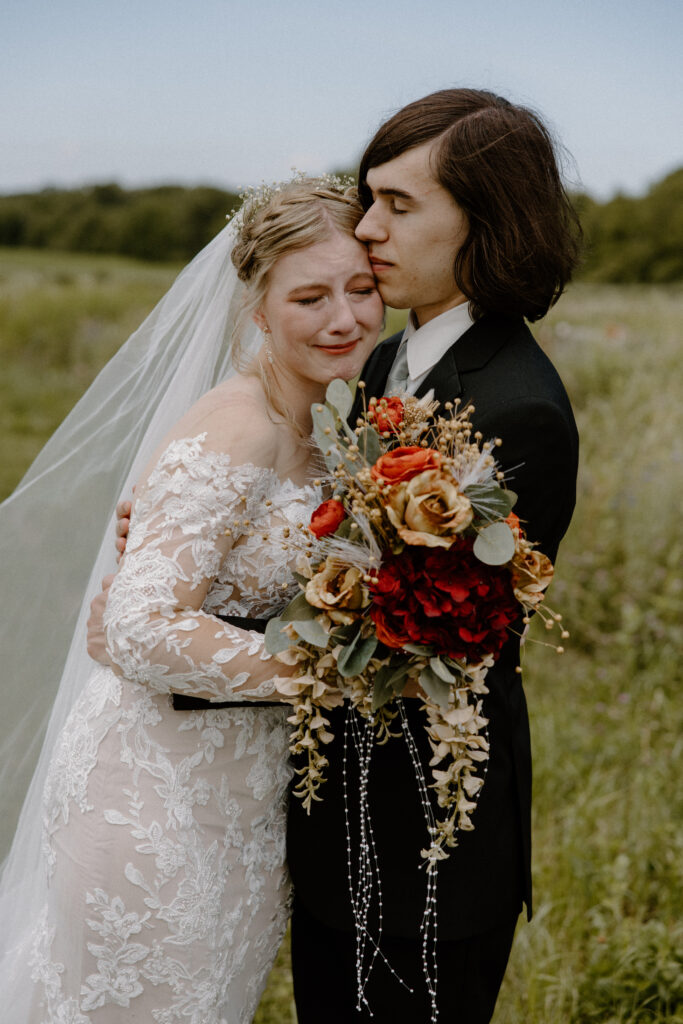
[0,169,681,282]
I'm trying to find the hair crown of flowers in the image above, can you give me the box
[227,170,358,233]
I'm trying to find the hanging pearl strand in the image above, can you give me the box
[343,706,413,1015]
[398,700,440,1024]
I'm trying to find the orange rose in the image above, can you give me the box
[370,446,441,485]
[369,396,404,433]
[309,499,346,538]
[505,512,521,534]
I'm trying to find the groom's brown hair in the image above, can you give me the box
[358,88,582,322]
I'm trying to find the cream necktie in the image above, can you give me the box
[384,340,410,396]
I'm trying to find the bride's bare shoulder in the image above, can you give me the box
[163,375,280,464]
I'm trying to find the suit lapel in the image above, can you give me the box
[353,314,521,414]
[416,345,462,401]
[416,314,520,403]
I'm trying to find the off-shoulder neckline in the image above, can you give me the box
[159,433,321,498]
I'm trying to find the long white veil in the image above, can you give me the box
[0,221,261,1011]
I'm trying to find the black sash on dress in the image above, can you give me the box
[171,613,280,710]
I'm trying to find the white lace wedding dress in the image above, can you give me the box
[26,434,319,1024]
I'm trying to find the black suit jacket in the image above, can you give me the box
[287,313,578,941]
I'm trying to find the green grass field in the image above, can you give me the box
[1,250,681,1022]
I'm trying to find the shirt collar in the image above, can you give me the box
[402,302,473,383]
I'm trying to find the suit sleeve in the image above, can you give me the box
[475,397,578,563]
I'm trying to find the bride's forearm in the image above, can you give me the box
[104,603,295,701]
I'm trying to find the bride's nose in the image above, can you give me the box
[327,296,357,334]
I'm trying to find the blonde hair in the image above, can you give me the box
[229,177,366,427]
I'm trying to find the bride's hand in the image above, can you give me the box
[87,574,115,664]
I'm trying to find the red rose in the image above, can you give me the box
[309,499,346,538]
[369,396,404,433]
[368,537,519,662]
[371,446,441,485]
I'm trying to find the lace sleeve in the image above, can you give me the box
[103,434,282,701]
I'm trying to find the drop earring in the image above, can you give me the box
[262,325,274,365]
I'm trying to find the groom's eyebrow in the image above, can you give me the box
[374,186,414,201]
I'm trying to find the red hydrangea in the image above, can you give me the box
[368,537,519,663]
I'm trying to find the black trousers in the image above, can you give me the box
[291,896,518,1024]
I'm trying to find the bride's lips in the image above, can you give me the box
[316,339,361,355]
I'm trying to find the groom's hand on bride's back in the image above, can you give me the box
[115,497,132,561]
[86,492,133,664]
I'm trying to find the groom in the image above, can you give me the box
[287,89,580,1023]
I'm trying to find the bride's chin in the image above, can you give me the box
[320,360,362,384]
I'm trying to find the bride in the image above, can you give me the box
[0,177,384,1022]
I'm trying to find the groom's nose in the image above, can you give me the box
[355,204,386,243]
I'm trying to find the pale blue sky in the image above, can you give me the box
[2,0,681,198]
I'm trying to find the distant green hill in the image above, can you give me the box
[574,168,683,283]
[0,170,681,281]
[0,183,239,263]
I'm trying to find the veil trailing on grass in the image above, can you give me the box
[0,221,261,1013]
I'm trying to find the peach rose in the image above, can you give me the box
[386,469,473,548]
[305,560,368,624]
[370,446,441,485]
[510,548,554,606]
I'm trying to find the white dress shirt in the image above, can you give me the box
[390,302,473,395]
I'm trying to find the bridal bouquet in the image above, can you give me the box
[265,379,566,866]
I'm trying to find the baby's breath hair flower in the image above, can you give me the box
[227,169,357,233]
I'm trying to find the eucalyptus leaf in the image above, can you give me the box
[264,617,291,654]
[330,621,361,643]
[293,618,330,648]
[334,516,353,539]
[404,643,434,656]
[473,521,516,565]
[419,666,451,710]
[337,439,362,478]
[338,633,378,678]
[311,403,338,458]
[322,448,341,473]
[279,591,317,622]
[371,668,395,711]
[356,426,381,465]
[429,657,456,683]
[464,482,516,521]
[326,378,354,420]
[340,418,358,443]
[388,661,412,693]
